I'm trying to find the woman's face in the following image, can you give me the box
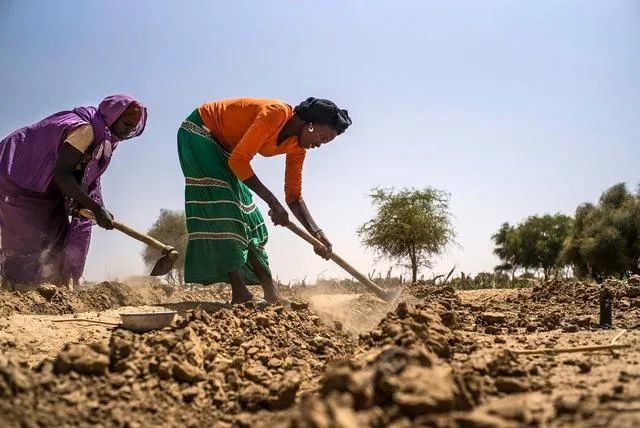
[111,103,143,140]
[298,123,338,149]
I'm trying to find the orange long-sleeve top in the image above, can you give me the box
[198,98,306,203]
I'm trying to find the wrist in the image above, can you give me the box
[86,200,102,214]
[267,197,280,208]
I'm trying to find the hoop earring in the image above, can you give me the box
[308,123,314,133]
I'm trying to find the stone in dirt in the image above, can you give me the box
[36,284,59,300]
[553,394,581,415]
[478,313,507,326]
[172,361,204,384]
[494,377,529,394]
[392,364,458,415]
[0,362,33,394]
[454,411,518,428]
[55,343,109,376]
[626,286,640,298]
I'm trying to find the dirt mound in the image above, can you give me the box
[530,278,630,304]
[0,282,239,317]
[0,303,356,426]
[3,280,640,426]
[404,283,461,304]
[282,302,499,427]
[524,277,640,330]
[287,347,476,427]
[361,302,456,358]
[0,282,163,317]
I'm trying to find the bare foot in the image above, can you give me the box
[262,284,290,306]
[231,289,254,305]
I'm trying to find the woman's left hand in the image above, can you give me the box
[313,230,332,260]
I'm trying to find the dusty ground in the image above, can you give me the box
[1,277,639,427]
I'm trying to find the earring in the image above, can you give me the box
[308,123,314,133]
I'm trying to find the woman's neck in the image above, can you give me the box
[278,115,303,145]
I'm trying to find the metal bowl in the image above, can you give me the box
[119,311,177,333]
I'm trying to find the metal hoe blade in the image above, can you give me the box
[150,248,179,276]
[378,287,403,302]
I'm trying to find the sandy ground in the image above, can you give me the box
[1,279,639,427]
[0,305,175,367]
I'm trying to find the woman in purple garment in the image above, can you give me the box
[0,94,147,290]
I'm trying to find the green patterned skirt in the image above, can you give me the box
[177,109,270,285]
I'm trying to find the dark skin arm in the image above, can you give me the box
[53,143,114,229]
[242,176,332,259]
[288,198,332,259]
[243,175,289,225]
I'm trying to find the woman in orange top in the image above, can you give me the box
[177,97,352,303]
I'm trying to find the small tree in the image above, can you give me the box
[142,209,187,286]
[492,214,573,279]
[357,187,456,283]
[492,222,521,280]
[562,183,640,279]
[519,214,573,279]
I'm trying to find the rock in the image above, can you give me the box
[181,386,200,402]
[244,363,271,385]
[494,337,506,344]
[440,310,458,328]
[611,413,640,428]
[478,312,507,326]
[626,286,640,298]
[157,361,173,379]
[392,365,457,416]
[329,403,359,427]
[577,361,591,374]
[238,383,269,411]
[310,335,330,352]
[554,394,580,414]
[484,396,531,422]
[1,366,32,392]
[562,324,579,333]
[396,302,409,318]
[485,326,502,335]
[322,361,373,409]
[268,371,301,409]
[295,397,331,427]
[628,275,640,287]
[290,301,309,311]
[37,283,59,300]
[55,344,109,376]
[494,377,529,394]
[254,315,271,327]
[571,316,592,327]
[172,361,204,384]
[455,411,516,428]
[267,358,283,369]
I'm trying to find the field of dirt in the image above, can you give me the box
[1,277,640,427]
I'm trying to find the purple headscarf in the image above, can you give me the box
[0,94,146,193]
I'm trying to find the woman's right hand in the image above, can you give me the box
[268,202,290,226]
[93,207,115,230]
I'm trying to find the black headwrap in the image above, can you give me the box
[294,97,352,135]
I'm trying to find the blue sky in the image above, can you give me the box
[1,1,638,283]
